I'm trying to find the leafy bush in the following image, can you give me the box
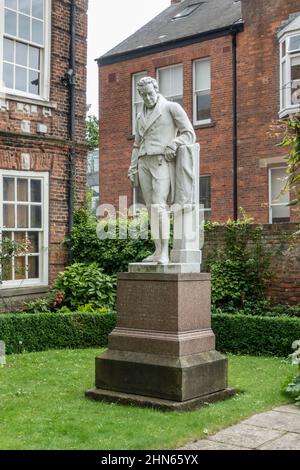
[1,310,299,357]
[70,208,154,275]
[212,314,300,357]
[285,340,300,406]
[212,300,300,317]
[0,312,117,354]
[204,213,272,310]
[53,263,116,310]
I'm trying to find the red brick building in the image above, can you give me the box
[98,0,300,224]
[0,0,88,305]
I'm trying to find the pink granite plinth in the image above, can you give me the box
[87,273,230,407]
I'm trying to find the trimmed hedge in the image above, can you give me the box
[0,312,117,354]
[0,311,300,356]
[212,314,300,357]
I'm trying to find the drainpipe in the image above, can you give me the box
[67,0,76,241]
[231,29,238,221]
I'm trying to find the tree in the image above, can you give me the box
[86,115,99,151]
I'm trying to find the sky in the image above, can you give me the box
[87,0,170,117]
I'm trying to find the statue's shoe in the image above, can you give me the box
[157,256,169,265]
[142,253,161,263]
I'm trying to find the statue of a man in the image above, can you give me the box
[128,77,196,264]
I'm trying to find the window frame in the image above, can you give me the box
[268,166,290,224]
[0,0,52,102]
[279,32,300,118]
[156,63,183,105]
[132,71,147,135]
[0,169,49,288]
[193,57,211,126]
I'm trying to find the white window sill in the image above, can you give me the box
[0,91,57,109]
[279,106,300,119]
[0,280,48,289]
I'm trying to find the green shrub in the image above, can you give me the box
[70,208,154,274]
[53,263,116,310]
[204,214,272,310]
[212,314,300,356]
[212,301,300,317]
[0,312,117,354]
[1,311,299,356]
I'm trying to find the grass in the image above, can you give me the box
[0,349,295,450]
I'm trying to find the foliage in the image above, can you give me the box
[212,301,300,317]
[0,312,117,354]
[204,212,272,310]
[86,115,99,151]
[1,310,300,357]
[70,207,154,274]
[212,314,300,357]
[285,340,300,406]
[53,263,116,310]
[278,113,300,208]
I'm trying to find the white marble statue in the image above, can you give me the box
[128,76,200,266]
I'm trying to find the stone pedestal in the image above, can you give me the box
[86,273,232,411]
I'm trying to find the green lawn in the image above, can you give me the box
[0,349,294,450]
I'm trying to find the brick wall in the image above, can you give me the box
[0,0,88,288]
[202,223,300,305]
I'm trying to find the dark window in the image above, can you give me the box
[199,176,211,221]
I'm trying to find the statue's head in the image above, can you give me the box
[137,77,159,109]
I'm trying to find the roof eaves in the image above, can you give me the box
[97,21,244,66]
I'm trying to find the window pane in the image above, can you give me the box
[28,232,39,253]
[5,9,17,36]
[32,0,44,19]
[4,38,14,62]
[196,92,211,121]
[17,179,28,201]
[195,60,211,91]
[15,66,27,92]
[19,0,30,15]
[16,42,28,66]
[29,70,40,95]
[272,205,290,223]
[31,206,42,228]
[282,40,286,57]
[159,66,183,99]
[32,19,44,44]
[28,256,39,278]
[2,259,13,281]
[17,205,28,228]
[291,56,300,105]
[14,231,26,244]
[200,176,211,209]
[18,13,30,40]
[3,205,15,228]
[5,0,17,9]
[29,46,40,69]
[289,35,300,52]
[15,256,26,280]
[31,180,42,202]
[271,168,289,204]
[3,63,14,89]
[3,177,15,201]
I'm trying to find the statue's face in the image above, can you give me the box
[138,84,158,109]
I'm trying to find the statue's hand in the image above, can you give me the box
[128,167,138,186]
[165,146,176,162]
